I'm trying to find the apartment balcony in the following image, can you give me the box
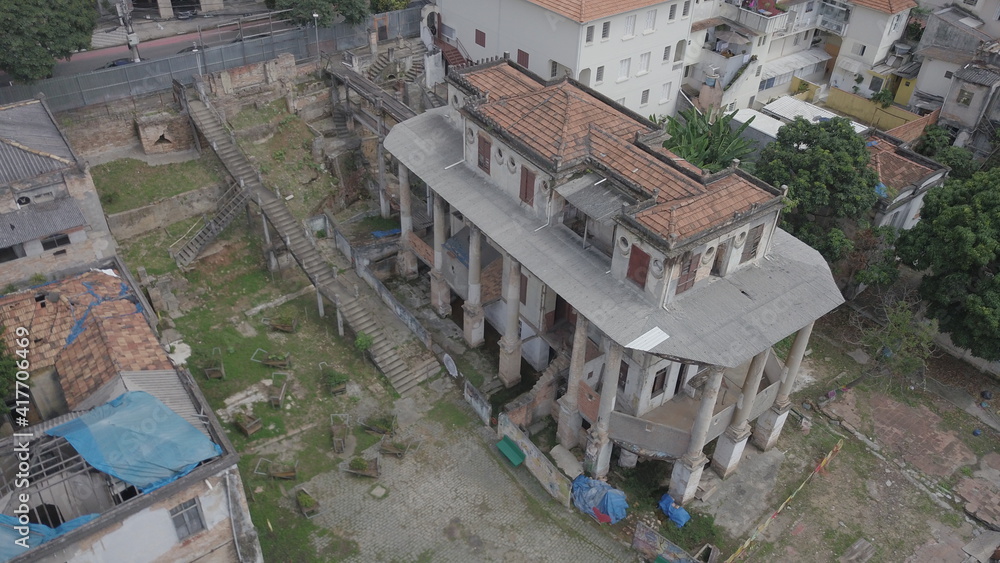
[698,48,755,90]
[607,351,784,458]
[817,15,848,35]
[723,2,790,35]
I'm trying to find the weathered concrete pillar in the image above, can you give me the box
[377,141,390,218]
[497,254,522,388]
[669,365,725,504]
[584,341,624,477]
[156,0,174,19]
[336,306,344,337]
[462,225,485,347]
[753,321,814,451]
[429,193,451,316]
[618,448,639,468]
[712,349,769,478]
[557,316,589,448]
[396,162,418,278]
[316,288,325,318]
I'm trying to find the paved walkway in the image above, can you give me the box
[303,382,634,562]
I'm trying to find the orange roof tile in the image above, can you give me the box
[524,0,668,22]
[867,137,933,192]
[849,0,915,15]
[460,63,779,244]
[886,109,940,143]
[637,175,776,240]
[0,270,168,409]
[462,64,544,98]
[474,80,653,166]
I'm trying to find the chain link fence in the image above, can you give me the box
[0,7,421,112]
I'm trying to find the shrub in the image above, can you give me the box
[355,332,374,353]
[296,490,316,508]
[349,457,368,471]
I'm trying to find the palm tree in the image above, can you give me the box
[661,108,756,173]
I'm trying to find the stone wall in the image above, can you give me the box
[58,91,181,157]
[503,374,559,430]
[106,183,226,239]
[137,112,196,154]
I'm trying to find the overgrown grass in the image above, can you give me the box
[118,216,205,276]
[91,155,225,214]
[229,99,288,130]
[426,401,474,430]
[359,215,400,233]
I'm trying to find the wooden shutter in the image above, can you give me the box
[519,168,535,205]
[477,135,491,174]
[626,245,650,289]
[517,49,529,67]
[676,252,701,294]
[740,224,765,263]
[652,368,668,396]
[618,360,629,390]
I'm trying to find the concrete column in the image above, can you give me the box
[557,316,590,448]
[377,141,390,218]
[753,321,814,451]
[429,193,451,316]
[316,288,325,318]
[584,342,624,477]
[462,225,485,347]
[396,162,418,278]
[336,306,344,337]
[156,0,174,19]
[618,448,639,468]
[712,349,769,479]
[497,254,522,388]
[669,365,725,504]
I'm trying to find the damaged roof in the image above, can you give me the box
[0,99,76,186]
[0,198,86,247]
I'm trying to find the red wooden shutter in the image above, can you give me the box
[626,245,650,289]
[477,135,491,173]
[519,167,535,205]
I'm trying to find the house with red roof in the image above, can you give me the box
[385,59,844,502]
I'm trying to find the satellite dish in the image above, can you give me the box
[16,196,30,205]
[443,354,458,377]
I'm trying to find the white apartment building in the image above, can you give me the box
[434,0,689,115]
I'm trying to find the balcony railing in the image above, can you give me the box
[723,2,790,34]
[817,15,848,34]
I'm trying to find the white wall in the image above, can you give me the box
[915,58,960,99]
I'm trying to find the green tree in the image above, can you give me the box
[935,146,977,180]
[0,0,97,83]
[371,0,410,12]
[0,326,16,414]
[755,116,879,241]
[861,297,937,378]
[896,169,1000,360]
[870,89,894,109]
[914,124,951,157]
[269,0,369,26]
[846,226,899,288]
[661,108,756,173]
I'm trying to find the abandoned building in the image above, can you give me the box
[0,99,116,289]
[384,59,845,502]
[0,269,261,562]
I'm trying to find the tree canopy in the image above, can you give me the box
[660,108,756,173]
[0,0,96,83]
[268,0,369,26]
[755,116,880,258]
[896,169,1000,360]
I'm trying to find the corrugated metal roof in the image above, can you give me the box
[555,173,632,223]
[0,100,75,185]
[0,198,86,247]
[761,49,831,80]
[955,65,1000,86]
[762,97,868,134]
[120,370,209,437]
[732,109,784,138]
[386,108,844,367]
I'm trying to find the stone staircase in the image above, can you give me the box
[403,56,424,82]
[366,52,392,80]
[332,107,350,137]
[173,181,250,268]
[186,92,432,396]
[434,38,469,67]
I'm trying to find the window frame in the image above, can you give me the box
[517,49,529,67]
[660,81,672,102]
[475,29,486,47]
[170,498,206,541]
[652,367,668,396]
[595,65,605,83]
[519,167,536,205]
[663,45,671,62]
[41,233,71,251]
[645,9,657,31]
[640,89,650,106]
[618,57,631,81]
[675,252,701,295]
[477,134,492,174]
[585,25,595,44]
[624,14,637,37]
[638,51,651,74]
[601,21,611,39]
[740,224,766,263]
[669,3,678,20]
[626,244,650,289]
[957,89,975,107]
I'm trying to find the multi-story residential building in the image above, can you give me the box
[385,59,843,502]
[0,269,262,562]
[911,7,992,114]
[0,99,116,288]
[431,0,689,115]
[688,0,914,111]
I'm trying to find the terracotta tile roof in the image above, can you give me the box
[867,136,934,192]
[524,0,668,22]
[462,64,544,98]
[473,80,654,167]
[461,63,779,243]
[886,109,940,143]
[55,300,171,409]
[0,271,127,371]
[0,270,168,409]
[637,175,776,240]
[850,0,916,15]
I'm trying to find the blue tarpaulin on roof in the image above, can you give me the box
[0,513,98,561]
[46,391,221,492]
[571,474,629,524]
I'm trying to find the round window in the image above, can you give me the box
[495,146,505,163]
[618,236,631,254]
[507,156,517,173]
[651,259,664,278]
[452,94,460,107]
[735,231,748,248]
[466,127,475,145]
[702,246,716,264]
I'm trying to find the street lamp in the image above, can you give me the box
[313,13,320,59]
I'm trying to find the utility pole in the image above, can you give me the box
[116,0,141,63]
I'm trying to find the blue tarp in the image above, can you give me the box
[0,513,98,561]
[571,474,629,524]
[659,494,691,528]
[46,391,222,492]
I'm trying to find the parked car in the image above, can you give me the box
[176,10,197,20]
[96,58,142,70]
[177,43,204,53]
